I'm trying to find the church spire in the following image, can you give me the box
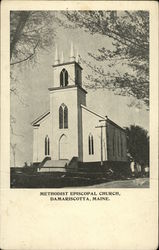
[61,51,64,63]
[76,49,80,63]
[70,42,75,61]
[54,45,60,64]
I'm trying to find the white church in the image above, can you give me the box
[31,45,127,171]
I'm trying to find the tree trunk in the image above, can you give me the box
[10,11,30,60]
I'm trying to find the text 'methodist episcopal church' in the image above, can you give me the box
[31,44,127,172]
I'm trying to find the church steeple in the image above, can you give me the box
[70,42,75,61]
[54,45,60,64]
[76,50,80,63]
[52,43,84,89]
[61,51,64,64]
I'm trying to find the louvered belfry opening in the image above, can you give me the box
[60,68,68,87]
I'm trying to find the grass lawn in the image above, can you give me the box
[84,178,149,188]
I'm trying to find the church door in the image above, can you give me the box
[59,134,68,159]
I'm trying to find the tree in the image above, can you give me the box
[125,125,149,170]
[64,11,149,107]
[10,11,55,66]
[10,11,57,108]
[10,11,57,166]
[10,143,17,167]
[10,11,58,105]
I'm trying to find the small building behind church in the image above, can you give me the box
[31,45,127,172]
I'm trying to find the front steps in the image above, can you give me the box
[38,159,69,172]
[36,158,131,177]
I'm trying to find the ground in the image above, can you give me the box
[86,178,149,188]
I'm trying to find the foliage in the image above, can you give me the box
[10,11,55,66]
[64,11,149,107]
[10,11,56,164]
[125,125,149,167]
[10,11,56,113]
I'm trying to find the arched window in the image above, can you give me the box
[60,68,68,87]
[59,106,63,129]
[48,137,50,155]
[88,134,94,155]
[45,135,50,156]
[64,106,68,128]
[59,104,68,129]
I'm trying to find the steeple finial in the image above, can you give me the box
[76,49,80,63]
[54,45,60,64]
[70,42,75,61]
[61,51,64,63]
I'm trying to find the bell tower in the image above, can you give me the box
[52,43,83,88]
[48,43,87,161]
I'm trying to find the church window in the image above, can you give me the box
[59,104,68,129]
[59,106,63,129]
[92,137,94,155]
[48,138,50,155]
[89,135,91,155]
[60,68,68,87]
[45,135,50,156]
[88,134,94,155]
[64,106,68,128]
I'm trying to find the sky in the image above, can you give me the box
[10,12,149,167]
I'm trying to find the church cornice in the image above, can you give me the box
[48,85,87,94]
[81,105,126,132]
[52,61,83,70]
[31,111,50,126]
[81,104,105,119]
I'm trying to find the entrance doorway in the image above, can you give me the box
[59,134,68,159]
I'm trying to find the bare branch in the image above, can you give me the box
[10,40,39,65]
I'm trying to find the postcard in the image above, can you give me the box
[0,1,158,249]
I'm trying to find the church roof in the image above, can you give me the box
[81,104,105,119]
[31,111,50,126]
[31,106,125,132]
[106,118,126,133]
[81,104,125,132]
[48,84,87,94]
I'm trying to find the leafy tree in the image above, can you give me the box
[10,11,56,165]
[10,11,58,104]
[64,11,149,107]
[125,125,149,170]
[10,11,55,65]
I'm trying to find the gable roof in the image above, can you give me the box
[81,104,105,119]
[31,111,50,126]
[106,118,126,133]
[81,104,125,132]
[31,106,125,132]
